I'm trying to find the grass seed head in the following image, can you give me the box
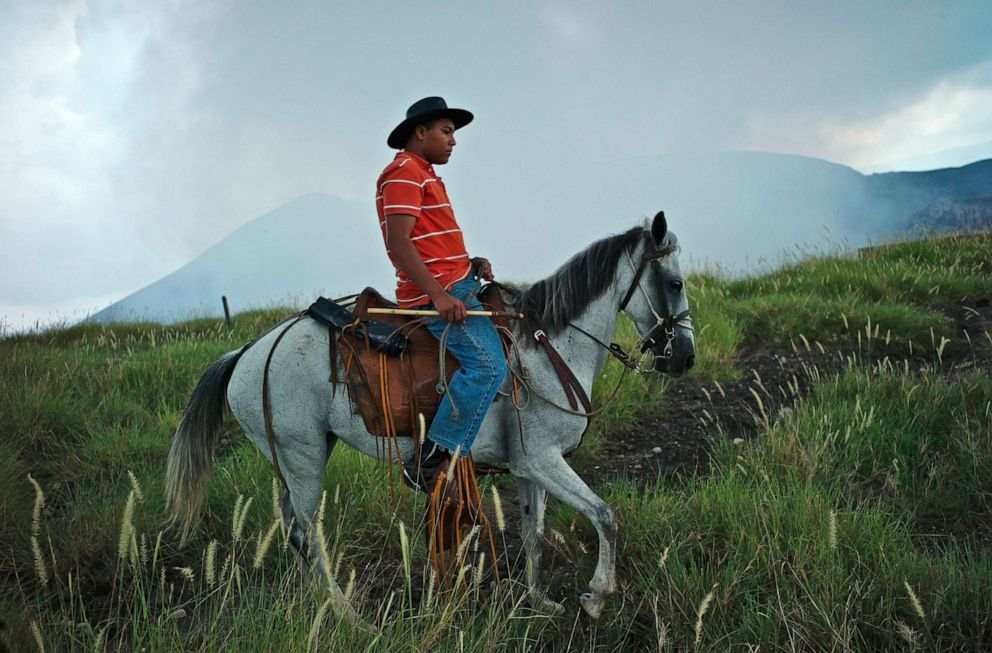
[129,531,139,567]
[658,545,671,570]
[206,539,218,585]
[694,583,718,647]
[271,477,282,521]
[473,552,486,591]
[30,620,45,653]
[455,525,482,563]
[454,563,471,592]
[118,490,136,561]
[316,519,334,590]
[32,536,49,586]
[344,566,356,601]
[140,533,149,566]
[894,619,919,645]
[490,485,506,532]
[253,520,280,569]
[232,496,254,542]
[426,567,437,607]
[127,470,144,503]
[231,495,245,541]
[903,580,926,620]
[27,474,45,536]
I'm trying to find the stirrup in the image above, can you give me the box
[402,443,448,494]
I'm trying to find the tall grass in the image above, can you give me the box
[2,232,990,650]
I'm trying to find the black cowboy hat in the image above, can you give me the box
[387,96,473,149]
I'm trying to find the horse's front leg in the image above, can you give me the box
[515,477,564,614]
[518,455,617,619]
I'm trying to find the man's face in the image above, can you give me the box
[416,118,457,165]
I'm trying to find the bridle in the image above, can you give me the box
[618,236,693,361]
[562,234,692,375]
[503,231,695,423]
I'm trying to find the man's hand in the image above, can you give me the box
[472,257,494,281]
[432,291,467,323]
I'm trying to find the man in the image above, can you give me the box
[375,96,507,492]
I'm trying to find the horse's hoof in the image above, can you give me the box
[580,592,604,619]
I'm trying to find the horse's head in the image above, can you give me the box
[620,211,695,376]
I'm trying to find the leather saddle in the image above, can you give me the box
[336,284,512,438]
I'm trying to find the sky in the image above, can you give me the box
[2,0,992,331]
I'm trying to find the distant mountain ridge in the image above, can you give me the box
[87,152,992,325]
[865,159,992,233]
[88,194,396,324]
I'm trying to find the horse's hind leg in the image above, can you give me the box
[519,455,617,619]
[515,477,563,614]
[277,430,357,620]
[279,432,338,560]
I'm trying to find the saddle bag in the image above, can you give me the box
[307,296,409,357]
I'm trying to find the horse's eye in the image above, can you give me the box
[670,280,683,291]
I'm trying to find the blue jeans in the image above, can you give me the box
[415,278,507,455]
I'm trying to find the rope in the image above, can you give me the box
[426,455,500,590]
[377,351,408,505]
[433,276,485,417]
[436,322,458,417]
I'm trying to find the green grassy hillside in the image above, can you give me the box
[1,232,990,651]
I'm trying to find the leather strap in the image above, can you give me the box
[619,252,651,311]
[534,330,592,413]
[619,241,677,311]
[262,312,308,487]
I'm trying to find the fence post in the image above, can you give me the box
[222,296,232,329]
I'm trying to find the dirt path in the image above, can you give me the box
[576,298,992,487]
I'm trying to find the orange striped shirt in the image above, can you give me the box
[375,152,472,306]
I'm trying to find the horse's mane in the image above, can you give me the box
[516,225,652,338]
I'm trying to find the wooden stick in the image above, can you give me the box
[367,307,524,319]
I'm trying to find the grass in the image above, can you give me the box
[1,230,990,650]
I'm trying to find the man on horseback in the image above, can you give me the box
[376,96,507,492]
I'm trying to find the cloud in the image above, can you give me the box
[819,80,992,170]
[0,1,221,305]
[4,2,992,332]
[537,2,597,41]
[0,1,101,229]
[746,67,992,172]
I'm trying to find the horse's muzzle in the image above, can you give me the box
[651,348,695,376]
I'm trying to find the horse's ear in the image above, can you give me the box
[651,211,668,244]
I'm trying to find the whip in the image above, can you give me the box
[366,308,524,319]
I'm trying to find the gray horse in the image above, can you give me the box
[165,211,694,619]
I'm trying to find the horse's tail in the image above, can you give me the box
[165,345,249,545]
